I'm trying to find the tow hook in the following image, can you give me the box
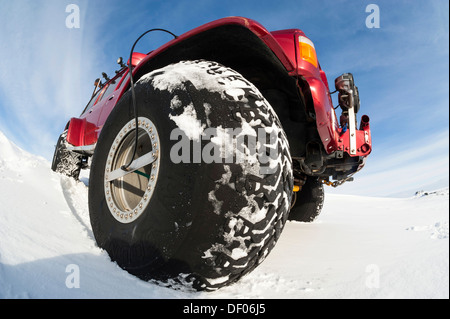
[321,176,354,188]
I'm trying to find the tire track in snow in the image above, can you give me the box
[59,175,94,240]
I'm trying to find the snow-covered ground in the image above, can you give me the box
[0,130,448,299]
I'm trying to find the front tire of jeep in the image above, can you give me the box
[51,130,82,180]
[88,60,293,291]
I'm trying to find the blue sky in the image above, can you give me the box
[0,0,448,197]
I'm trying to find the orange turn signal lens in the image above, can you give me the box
[299,36,318,68]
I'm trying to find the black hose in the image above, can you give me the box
[121,28,177,171]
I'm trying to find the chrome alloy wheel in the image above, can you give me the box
[104,117,160,223]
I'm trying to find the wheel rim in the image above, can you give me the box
[104,117,160,223]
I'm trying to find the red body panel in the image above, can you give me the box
[304,76,340,153]
[132,17,296,75]
[67,117,98,147]
[273,29,371,157]
[67,17,371,160]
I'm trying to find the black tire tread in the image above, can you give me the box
[288,177,324,222]
[51,130,82,180]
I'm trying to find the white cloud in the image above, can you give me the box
[327,129,449,197]
[0,1,105,160]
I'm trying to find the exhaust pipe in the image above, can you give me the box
[359,115,370,130]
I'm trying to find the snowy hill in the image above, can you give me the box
[0,130,448,299]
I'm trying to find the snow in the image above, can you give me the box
[0,129,448,299]
[139,60,251,101]
[168,103,205,142]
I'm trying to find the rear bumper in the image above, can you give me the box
[303,76,372,159]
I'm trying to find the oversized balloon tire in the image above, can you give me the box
[88,60,293,291]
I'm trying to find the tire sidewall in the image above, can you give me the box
[89,85,201,275]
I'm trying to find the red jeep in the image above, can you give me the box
[52,17,371,290]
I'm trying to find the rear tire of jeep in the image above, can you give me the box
[51,130,82,180]
[88,60,293,291]
[288,177,324,222]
